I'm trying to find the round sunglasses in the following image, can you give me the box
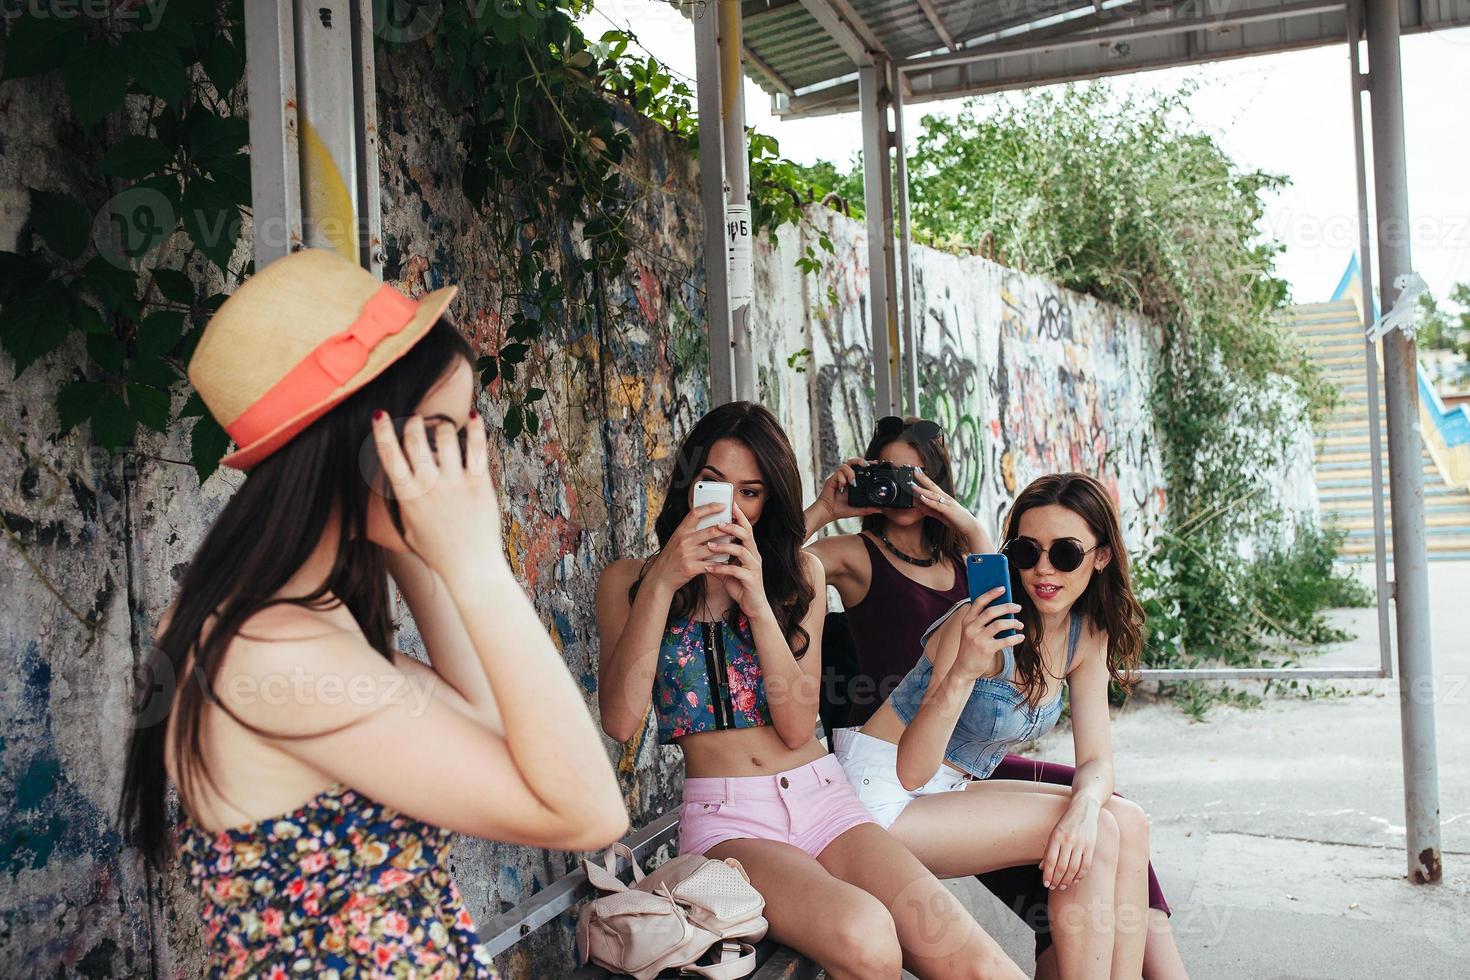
[1002,537,1100,573]
[874,415,942,442]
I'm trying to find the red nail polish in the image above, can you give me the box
[373,409,385,420]
[470,408,479,420]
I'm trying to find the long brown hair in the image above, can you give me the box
[859,416,968,562]
[119,318,474,869]
[630,401,815,657]
[1002,473,1142,704]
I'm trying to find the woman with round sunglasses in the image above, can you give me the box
[830,474,1174,978]
[597,402,1030,980]
[119,250,628,978]
[809,423,1185,979]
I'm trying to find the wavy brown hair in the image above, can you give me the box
[630,401,815,657]
[859,416,969,563]
[1002,473,1143,704]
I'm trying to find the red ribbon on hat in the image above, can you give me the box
[226,284,419,448]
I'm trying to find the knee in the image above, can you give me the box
[1092,807,1120,869]
[1106,797,1151,856]
[829,897,903,976]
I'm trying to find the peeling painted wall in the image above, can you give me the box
[2,44,1229,980]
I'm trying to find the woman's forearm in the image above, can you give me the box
[746,608,815,747]
[443,559,625,826]
[896,670,971,789]
[1069,758,1114,811]
[386,551,499,720]
[598,574,674,742]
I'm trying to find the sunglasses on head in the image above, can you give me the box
[1002,537,1099,573]
[874,415,942,443]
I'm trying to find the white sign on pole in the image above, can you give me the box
[726,203,753,307]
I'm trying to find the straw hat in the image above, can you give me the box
[187,249,458,470]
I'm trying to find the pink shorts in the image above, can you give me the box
[676,754,877,859]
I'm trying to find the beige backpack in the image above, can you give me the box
[575,843,769,979]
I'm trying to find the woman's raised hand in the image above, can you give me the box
[811,457,883,526]
[371,411,503,578]
[952,589,1024,679]
[650,502,729,593]
[912,470,988,548]
[703,504,774,621]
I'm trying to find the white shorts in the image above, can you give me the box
[831,727,970,829]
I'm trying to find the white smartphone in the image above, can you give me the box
[692,481,735,564]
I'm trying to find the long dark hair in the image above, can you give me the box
[119,317,474,869]
[630,401,815,657]
[1002,473,1142,704]
[859,416,968,562]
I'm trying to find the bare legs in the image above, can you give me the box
[887,778,1163,979]
[710,823,1026,980]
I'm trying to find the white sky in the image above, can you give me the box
[585,4,1470,306]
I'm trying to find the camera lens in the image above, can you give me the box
[871,476,896,503]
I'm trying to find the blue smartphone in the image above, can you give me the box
[965,553,1017,639]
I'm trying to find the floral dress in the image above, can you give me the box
[177,782,499,979]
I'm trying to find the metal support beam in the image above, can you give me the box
[243,0,380,273]
[798,0,883,65]
[859,59,900,417]
[694,2,736,405]
[720,0,757,403]
[891,67,919,415]
[242,1,302,267]
[914,0,958,51]
[1346,0,1394,682]
[1365,0,1442,885]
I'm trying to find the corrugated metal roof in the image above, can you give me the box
[728,0,1469,117]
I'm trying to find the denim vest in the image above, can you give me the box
[886,600,1085,778]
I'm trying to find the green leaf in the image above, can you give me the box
[126,382,172,433]
[136,311,185,359]
[503,403,523,439]
[0,13,83,80]
[523,407,540,435]
[200,34,245,95]
[190,413,231,482]
[152,268,196,305]
[500,342,528,363]
[125,358,180,390]
[90,393,137,452]
[57,381,109,435]
[525,387,546,403]
[73,301,108,335]
[82,257,142,320]
[60,41,128,129]
[101,136,177,179]
[86,333,126,374]
[498,359,516,384]
[180,177,242,272]
[121,29,189,105]
[0,251,48,304]
[0,278,72,375]
[30,190,93,262]
[479,358,499,386]
[208,153,252,208]
[179,390,208,419]
[187,113,249,168]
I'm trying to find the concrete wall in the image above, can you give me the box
[2,45,1237,979]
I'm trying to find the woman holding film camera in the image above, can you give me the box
[119,250,628,978]
[808,422,1185,979]
[597,402,1029,980]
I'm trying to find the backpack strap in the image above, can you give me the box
[583,841,643,894]
[678,942,759,979]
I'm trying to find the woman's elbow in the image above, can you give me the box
[600,714,637,744]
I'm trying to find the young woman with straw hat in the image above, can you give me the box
[119,248,628,978]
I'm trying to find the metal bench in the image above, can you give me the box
[477,811,821,979]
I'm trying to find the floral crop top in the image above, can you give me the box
[654,613,772,743]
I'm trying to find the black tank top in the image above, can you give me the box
[841,534,968,727]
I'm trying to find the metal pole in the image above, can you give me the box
[1365,0,1442,884]
[1346,0,1393,681]
[859,58,900,417]
[294,1,362,263]
[891,60,920,416]
[718,0,756,403]
[242,0,302,267]
[694,1,735,406]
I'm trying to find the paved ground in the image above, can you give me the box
[942,560,1470,978]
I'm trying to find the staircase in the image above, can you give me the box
[1292,298,1470,562]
